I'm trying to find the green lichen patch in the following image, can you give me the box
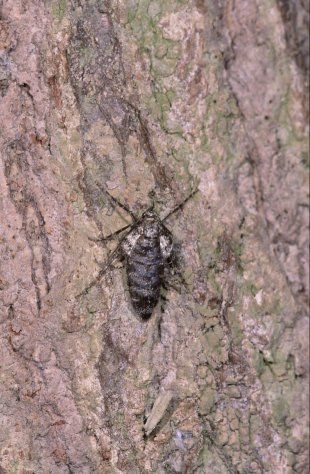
[51,0,66,22]
[301,150,309,169]
[199,386,215,415]
[272,396,290,426]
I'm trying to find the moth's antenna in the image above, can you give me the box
[105,189,138,222]
[162,188,199,221]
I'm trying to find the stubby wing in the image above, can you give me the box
[159,225,173,260]
[121,225,143,257]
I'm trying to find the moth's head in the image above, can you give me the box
[141,199,159,219]
[142,208,157,219]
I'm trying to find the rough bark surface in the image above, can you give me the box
[0,1,308,473]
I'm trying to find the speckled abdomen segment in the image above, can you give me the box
[126,236,163,319]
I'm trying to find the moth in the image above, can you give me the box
[85,189,197,320]
[121,207,174,319]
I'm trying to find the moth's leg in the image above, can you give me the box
[94,253,124,271]
[105,189,138,222]
[160,293,168,316]
[162,188,198,222]
[79,221,137,298]
[77,244,123,298]
[163,241,190,294]
[156,312,163,344]
[165,273,188,294]
[90,223,132,245]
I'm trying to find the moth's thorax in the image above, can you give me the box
[143,219,159,239]
[141,210,160,239]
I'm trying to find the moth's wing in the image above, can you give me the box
[121,224,143,256]
[159,225,173,260]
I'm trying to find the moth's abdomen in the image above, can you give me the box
[127,236,163,319]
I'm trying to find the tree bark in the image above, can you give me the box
[0,1,308,473]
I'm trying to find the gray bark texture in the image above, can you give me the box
[0,0,309,473]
